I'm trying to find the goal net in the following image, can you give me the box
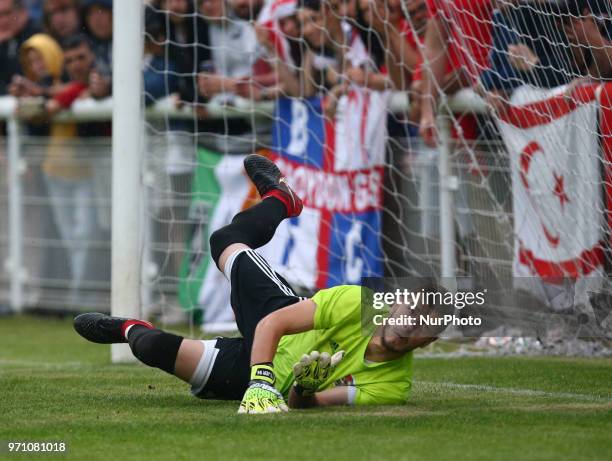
[3,0,611,357]
[136,0,612,353]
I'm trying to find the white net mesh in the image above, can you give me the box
[1,0,611,353]
[134,0,612,347]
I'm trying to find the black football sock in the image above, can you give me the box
[127,325,183,375]
[209,197,287,266]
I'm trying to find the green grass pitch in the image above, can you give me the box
[1,315,611,461]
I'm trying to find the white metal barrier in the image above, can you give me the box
[0,89,489,315]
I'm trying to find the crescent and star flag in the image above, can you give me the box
[497,83,611,280]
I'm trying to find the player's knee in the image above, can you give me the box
[210,227,234,266]
[129,329,183,375]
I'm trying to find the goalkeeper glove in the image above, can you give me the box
[238,363,289,414]
[292,350,345,396]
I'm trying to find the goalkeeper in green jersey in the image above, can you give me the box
[74,155,447,414]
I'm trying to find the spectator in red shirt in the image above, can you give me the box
[363,0,426,92]
[419,0,494,146]
[394,0,429,123]
[48,34,96,111]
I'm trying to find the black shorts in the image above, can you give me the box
[196,248,302,400]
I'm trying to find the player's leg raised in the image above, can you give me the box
[209,154,303,275]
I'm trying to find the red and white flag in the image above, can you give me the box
[498,84,606,279]
[257,0,297,65]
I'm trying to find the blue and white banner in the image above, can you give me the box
[260,89,390,288]
[181,88,390,330]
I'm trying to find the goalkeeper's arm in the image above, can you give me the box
[250,299,317,366]
[239,299,317,414]
[288,386,351,409]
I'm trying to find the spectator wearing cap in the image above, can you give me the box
[256,0,374,114]
[43,0,81,44]
[0,0,39,95]
[253,0,303,88]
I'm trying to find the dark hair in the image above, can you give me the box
[44,0,80,13]
[355,4,386,69]
[550,0,610,16]
[297,0,322,12]
[43,0,80,30]
[144,7,166,43]
[81,0,112,12]
[151,0,195,18]
[62,33,91,51]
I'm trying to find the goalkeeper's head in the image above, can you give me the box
[378,284,455,354]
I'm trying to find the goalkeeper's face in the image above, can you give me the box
[380,302,440,353]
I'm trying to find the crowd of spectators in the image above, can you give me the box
[1,0,611,301]
[2,0,611,148]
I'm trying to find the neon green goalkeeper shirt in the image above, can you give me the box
[273,285,413,405]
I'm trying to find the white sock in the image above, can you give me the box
[124,324,136,340]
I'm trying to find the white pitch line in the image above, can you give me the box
[415,351,494,358]
[415,380,612,403]
[0,359,98,370]
[2,359,610,404]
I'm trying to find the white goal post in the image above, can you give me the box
[111,0,145,362]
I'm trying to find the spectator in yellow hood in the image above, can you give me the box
[9,32,63,106]
[20,32,64,83]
